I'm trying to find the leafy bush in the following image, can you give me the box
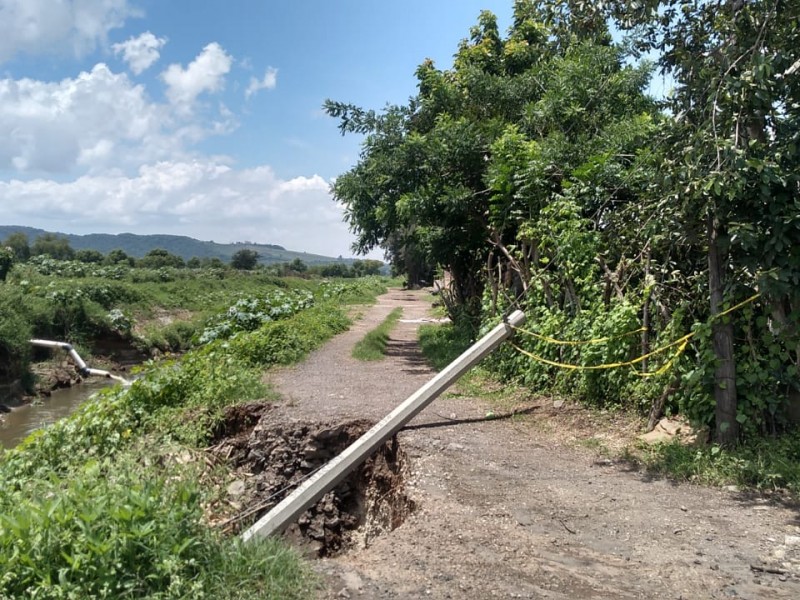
[198,289,314,344]
[418,320,474,371]
[0,458,313,599]
[228,305,350,367]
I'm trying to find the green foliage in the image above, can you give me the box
[0,457,314,600]
[2,232,30,262]
[230,248,260,270]
[352,307,403,361]
[317,277,389,304]
[228,305,350,368]
[0,290,32,380]
[75,248,105,264]
[137,248,186,269]
[418,320,475,371]
[0,273,390,598]
[31,233,75,260]
[0,247,12,282]
[198,289,315,344]
[635,432,800,495]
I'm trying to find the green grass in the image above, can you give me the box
[0,277,390,599]
[418,320,474,370]
[631,432,800,494]
[352,307,403,360]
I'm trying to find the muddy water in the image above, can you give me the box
[0,382,113,449]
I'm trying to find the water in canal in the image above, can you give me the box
[0,381,116,449]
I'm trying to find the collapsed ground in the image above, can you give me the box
[217,288,800,599]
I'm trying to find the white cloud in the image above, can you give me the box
[0,0,133,63]
[0,160,358,256]
[112,31,166,75]
[245,67,278,99]
[161,43,232,110]
[0,62,239,175]
[0,64,182,173]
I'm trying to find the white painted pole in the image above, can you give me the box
[242,309,526,542]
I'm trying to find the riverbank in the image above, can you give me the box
[0,278,388,599]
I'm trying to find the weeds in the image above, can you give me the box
[418,320,473,370]
[633,432,800,494]
[0,276,388,598]
[352,308,402,360]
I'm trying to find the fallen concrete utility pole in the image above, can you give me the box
[242,309,526,542]
[30,339,131,385]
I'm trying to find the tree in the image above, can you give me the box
[327,1,654,313]
[137,248,185,269]
[75,249,105,264]
[2,232,30,262]
[608,0,800,443]
[31,233,74,260]
[0,247,13,281]
[104,248,134,266]
[230,249,260,270]
[287,258,307,274]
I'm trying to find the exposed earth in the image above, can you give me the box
[225,288,800,599]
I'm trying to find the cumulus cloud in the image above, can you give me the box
[0,160,356,256]
[0,0,133,63]
[245,67,278,99]
[112,31,167,75]
[0,62,240,174]
[161,43,232,110]
[0,64,181,173]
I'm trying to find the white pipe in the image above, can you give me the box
[29,339,131,386]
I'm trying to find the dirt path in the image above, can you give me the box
[264,289,800,599]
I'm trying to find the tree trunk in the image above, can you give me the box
[707,212,738,446]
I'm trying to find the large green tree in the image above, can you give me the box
[602,0,800,443]
[327,1,655,314]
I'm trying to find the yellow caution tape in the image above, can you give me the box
[632,337,691,378]
[714,293,761,320]
[511,325,648,346]
[508,293,761,377]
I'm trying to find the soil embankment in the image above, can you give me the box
[243,289,800,598]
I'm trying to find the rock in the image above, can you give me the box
[639,429,672,444]
[639,417,709,446]
[227,479,246,497]
[341,572,364,592]
[784,535,800,547]
[553,399,565,409]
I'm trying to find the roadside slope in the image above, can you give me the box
[266,289,800,599]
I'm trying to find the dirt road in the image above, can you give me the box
[262,288,800,599]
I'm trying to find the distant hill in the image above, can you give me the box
[0,225,359,266]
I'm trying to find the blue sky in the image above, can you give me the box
[0,0,518,258]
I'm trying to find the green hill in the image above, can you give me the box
[0,226,358,266]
